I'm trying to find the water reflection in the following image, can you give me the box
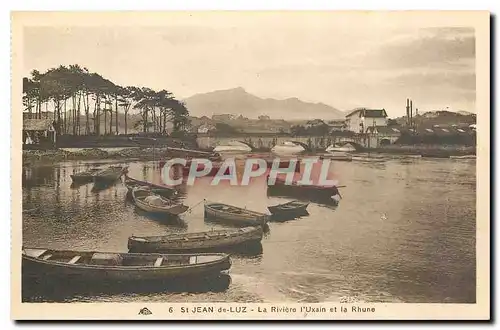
[21,156,477,303]
[23,273,232,303]
[134,208,188,228]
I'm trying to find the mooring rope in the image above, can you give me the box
[185,198,207,214]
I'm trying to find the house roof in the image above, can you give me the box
[346,108,387,118]
[23,119,54,131]
[306,119,326,125]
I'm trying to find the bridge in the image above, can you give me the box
[196,130,402,151]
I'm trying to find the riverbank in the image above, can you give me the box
[22,147,172,166]
[364,145,476,158]
[22,143,477,167]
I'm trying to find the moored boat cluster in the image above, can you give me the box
[23,156,343,291]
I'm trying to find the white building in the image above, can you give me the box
[345,108,388,133]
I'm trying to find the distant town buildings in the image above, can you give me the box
[305,119,326,128]
[212,114,237,122]
[327,119,347,132]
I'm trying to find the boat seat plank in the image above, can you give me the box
[25,249,47,258]
[68,256,81,264]
[42,254,52,260]
[154,257,163,267]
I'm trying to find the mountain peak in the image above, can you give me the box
[216,86,247,94]
[183,88,344,120]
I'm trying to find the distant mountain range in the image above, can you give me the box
[183,87,345,120]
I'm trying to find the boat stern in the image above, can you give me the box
[260,215,269,226]
[221,254,232,271]
[127,236,147,251]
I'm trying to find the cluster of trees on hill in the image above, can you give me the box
[23,64,190,136]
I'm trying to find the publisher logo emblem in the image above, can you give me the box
[139,307,152,315]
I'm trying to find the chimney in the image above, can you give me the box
[410,100,413,127]
[415,108,419,130]
[406,99,410,126]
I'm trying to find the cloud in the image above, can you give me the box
[360,27,475,70]
[389,71,475,91]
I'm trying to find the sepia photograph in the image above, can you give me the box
[11,10,490,320]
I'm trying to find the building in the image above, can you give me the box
[305,119,326,128]
[365,126,402,146]
[197,123,217,134]
[23,118,57,148]
[327,119,347,132]
[345,108,388,133]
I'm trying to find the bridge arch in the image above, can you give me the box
[290,140,311,151]
[334,139,364,150]
[379,138,391,146]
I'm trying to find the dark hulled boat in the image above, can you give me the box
[70,168,101,184]
[268,200,309,220]
[22,247,231,282]
[124,175,177,199]
[267,176,341,205]
[93,165,128,184]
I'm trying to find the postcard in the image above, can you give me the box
[11,10,490,320]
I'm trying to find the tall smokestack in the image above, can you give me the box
[410,100,413,127]
[415,108,418,130]
[406,99,410,126]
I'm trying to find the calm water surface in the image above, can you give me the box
[21,154,476,303]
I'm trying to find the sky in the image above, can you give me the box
[22,12,476,118]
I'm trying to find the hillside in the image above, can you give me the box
[393,110,476,128]
[183,87,344,120]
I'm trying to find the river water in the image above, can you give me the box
[21,154,476,303]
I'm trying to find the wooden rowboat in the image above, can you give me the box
[351,156,386,163]
[125,182,177,199]
[128,226,264,253]
[204,202,268,227]
[132,187,189,216]
[319,152,353,161]
[124,176,177,199]
[22,247,231,282]
[267,177,342,205]
[70,168,101,184]
[93,165,128,184]
[268,200,309,219]
[125,175,177,191]
[450,155,476,159]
